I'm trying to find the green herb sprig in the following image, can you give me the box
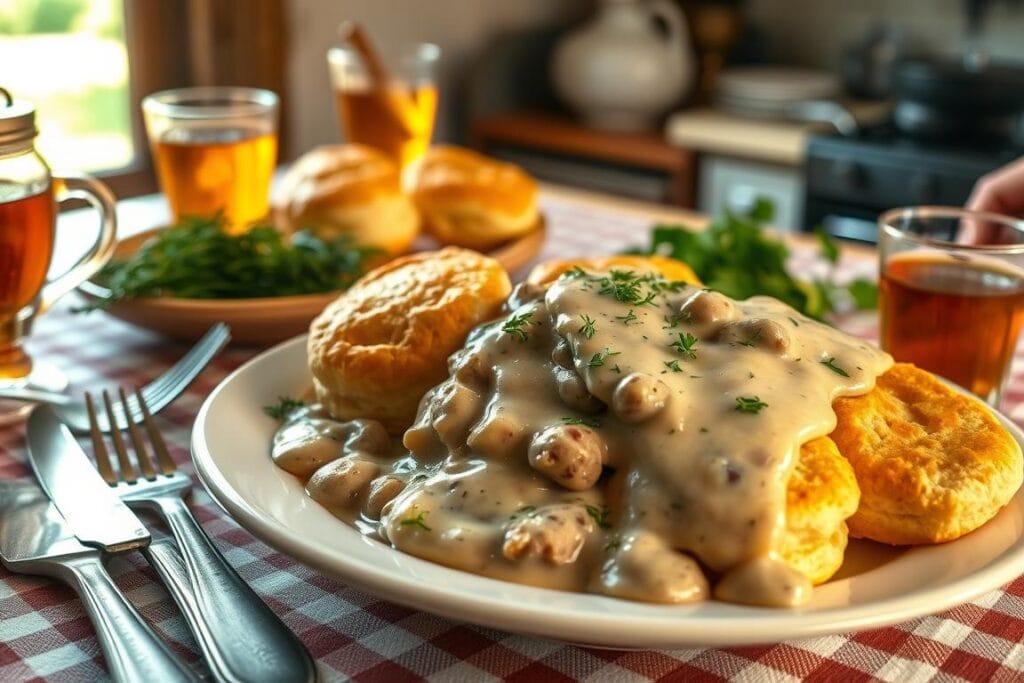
[262,396,306,420]
[83,215,377,309]
[502,311,535,342]
[735,396,769,414]
[400,512,432,531]
[821,357,850,377]
[670,332,698,359]
[578,314,597,339]
[627,199,878,320]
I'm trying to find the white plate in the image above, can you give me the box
[192,335,1024,649]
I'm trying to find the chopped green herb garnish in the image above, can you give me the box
[637,291,657,307]
[735,396,769,414]
[610,364,622,374]
[564,265,589,279]
[789,317,800,327]
[262,396,305,420]
[585,504,612,529]
[615,309,638,325]
[588,347,621,367]
[605,538,622,551]
[820,357,850,377]
[662,311,692,329]
[669,332,698,359]
[502,311,534,342]
[561,416,602,428]
[598,270,644,304]
[400,512,432,531]
[510,505,538,520]
[578,314,597,339]
[664,359,683,372]
[739,329,763,347]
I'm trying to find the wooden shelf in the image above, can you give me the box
[471,111,695,207]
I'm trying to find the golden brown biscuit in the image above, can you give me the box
[779,437,860,585]
[526,255,702,287]
[832,363,1023,545]
[406,146,539,250]
[277,144,419,256]
[308,247,511,434]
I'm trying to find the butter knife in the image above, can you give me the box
[0,480,199,683]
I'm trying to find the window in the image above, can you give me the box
[0,1,134,174]
[2,0,286,199]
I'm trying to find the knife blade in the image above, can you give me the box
[26,405,149,553]
[0,479,91,569]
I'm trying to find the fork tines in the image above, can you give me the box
[86,389,176,486]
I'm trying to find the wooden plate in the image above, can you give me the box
[77,220,546,346]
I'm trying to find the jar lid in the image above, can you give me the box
[0,88,37,146]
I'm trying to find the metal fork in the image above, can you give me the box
[0,323,230,433]
[87,389,315,683]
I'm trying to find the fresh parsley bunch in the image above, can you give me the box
[87,215,378,307]
[628,199,877,320]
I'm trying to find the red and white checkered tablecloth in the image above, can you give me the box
[4,190,1024,682]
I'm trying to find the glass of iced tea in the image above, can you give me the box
[142,87,279,234]
[327,42,439,168]
[0,90,117,398]
[879,206,1024,406]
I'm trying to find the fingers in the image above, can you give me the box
[961,156,1024,243]
[967,156,1024,216]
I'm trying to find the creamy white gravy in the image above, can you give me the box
[272,268,892,606]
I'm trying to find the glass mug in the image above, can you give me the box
[878,206,1024,406]
[328,41,439,168]
[142,87,279,234]
[0,91,117,385]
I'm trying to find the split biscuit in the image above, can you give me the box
[831,362,1023,545]
[779,436,860,584]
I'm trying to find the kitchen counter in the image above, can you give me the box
[666,104,890,166]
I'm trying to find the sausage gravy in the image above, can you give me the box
[272,267,892,606]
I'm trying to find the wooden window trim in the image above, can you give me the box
[97,0,286,199]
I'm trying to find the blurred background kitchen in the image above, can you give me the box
[6,0,1024,242]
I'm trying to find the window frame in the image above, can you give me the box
[94,0,287,199]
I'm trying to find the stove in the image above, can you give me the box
[803,123,1022,243]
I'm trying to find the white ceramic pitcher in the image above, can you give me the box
[551,0,694,132]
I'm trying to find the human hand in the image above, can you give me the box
[960,156,1024,243]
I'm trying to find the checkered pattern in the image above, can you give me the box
[4,192,1024,682]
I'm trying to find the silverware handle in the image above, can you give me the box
[149,498,315,683]
[57,554,199,683]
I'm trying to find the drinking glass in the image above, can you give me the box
[878,206,1024,406]
[0,89,117,411]
[142,87,279,234]
[327,42,439,168]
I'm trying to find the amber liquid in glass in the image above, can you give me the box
[152,127,277,233]
[881,252,1024,402]
[335,84,437,168]
[0,187,55,377]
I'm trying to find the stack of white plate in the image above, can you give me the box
[715,66,840,119]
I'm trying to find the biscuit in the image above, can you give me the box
[308,247,511,434]
[277,144,419,256]
[526,255,701,287]
[779,436,860,584]
[406,146,539,250]
[831,363,1023,545]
